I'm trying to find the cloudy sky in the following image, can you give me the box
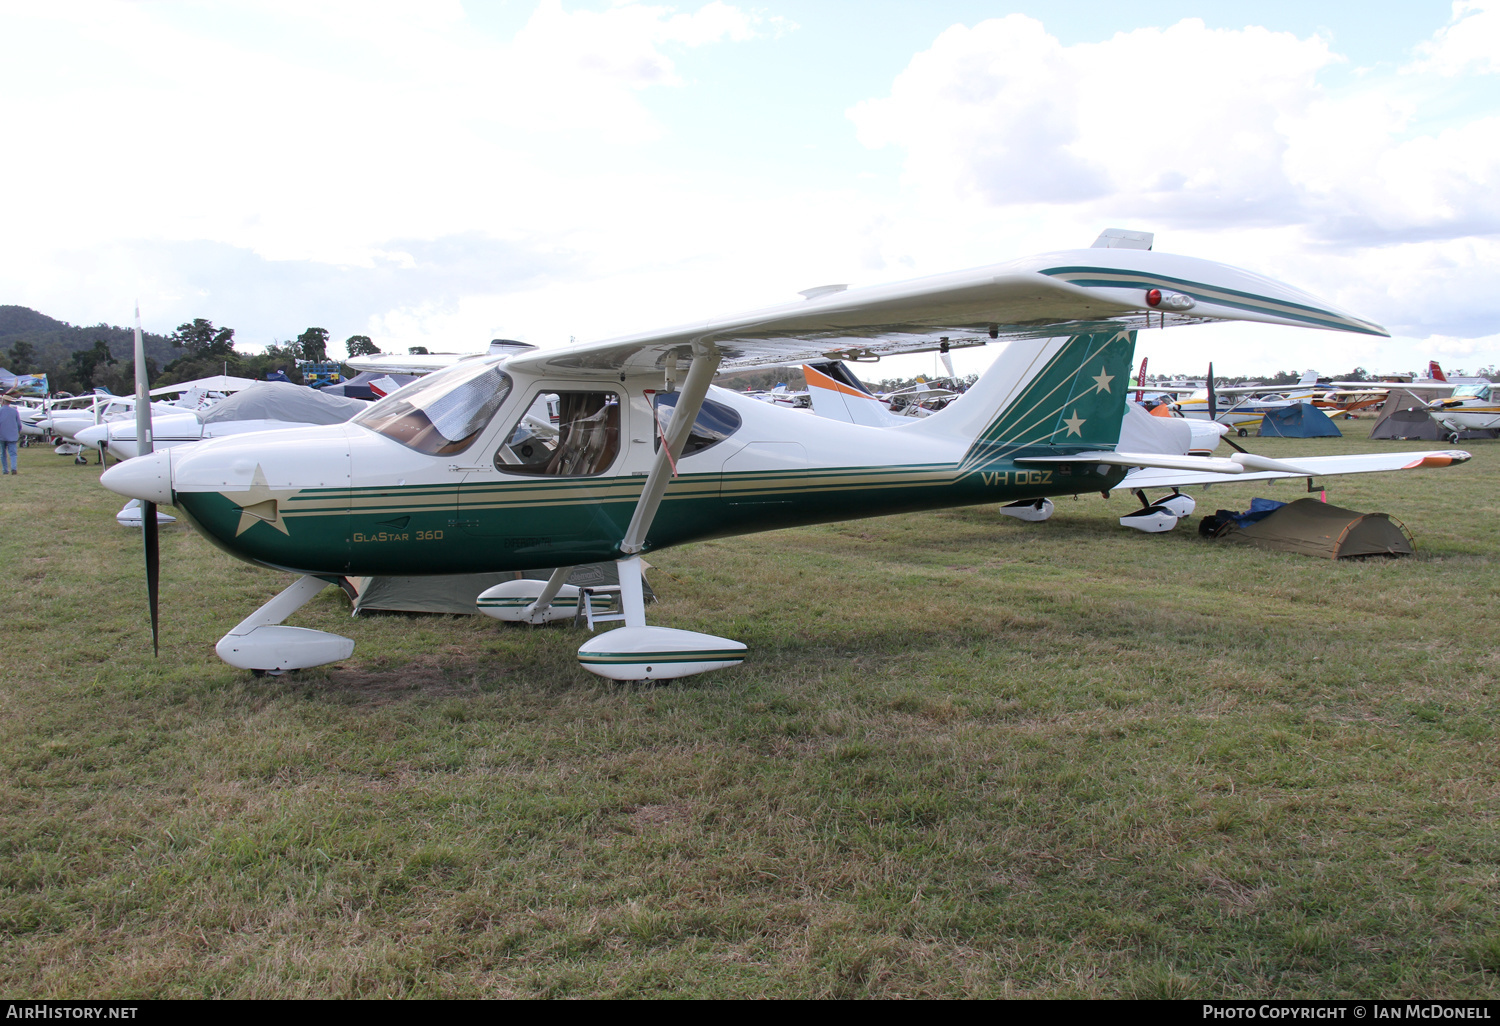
[2,0,1496,378]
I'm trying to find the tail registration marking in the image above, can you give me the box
[980,470,1052,487]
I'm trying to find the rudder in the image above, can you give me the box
[956,329,1137,464]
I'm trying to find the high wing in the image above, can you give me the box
[1100,450,1471,491]
[346,340,541,376]
[503,248,1386,379]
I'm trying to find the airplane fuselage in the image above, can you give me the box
[152,372,1127,578]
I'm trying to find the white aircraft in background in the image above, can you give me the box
[76,382,369,460]
[102,229,1470,680]
[38,392,185,462]
[1427,382,1500,440]
[35,375,256,456]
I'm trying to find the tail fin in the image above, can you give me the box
[907,328,1136,463]
[1429,360,1447,382]
[1299,369,1318,386]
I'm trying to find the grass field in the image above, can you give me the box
[0,426,1497,998]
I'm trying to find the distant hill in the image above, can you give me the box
[0,305,177,372]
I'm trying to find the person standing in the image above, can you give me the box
[0,396,21,475]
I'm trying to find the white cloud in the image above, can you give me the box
[1410,0,1500,75]
[851,18,1335,222]
[0,3,1492,377]
[845,13,1500,359]
[0,1,784,267]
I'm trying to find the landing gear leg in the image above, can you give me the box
[215,575,354,673]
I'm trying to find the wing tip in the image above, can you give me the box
[1403,450,1472,469]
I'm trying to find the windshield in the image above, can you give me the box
[353,358,512,455]
[1454,384,1490,400]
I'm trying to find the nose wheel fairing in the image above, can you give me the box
[214,575,355,673]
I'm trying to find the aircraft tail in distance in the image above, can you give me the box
[1429,360,1448,382]
[803,362,906,428]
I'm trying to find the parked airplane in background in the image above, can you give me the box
[76,382,368,460]
[1427,382,1500,440]
[1422,361,1488,387]
[102,230,1470,681]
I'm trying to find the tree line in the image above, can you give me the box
[1,311,384,395]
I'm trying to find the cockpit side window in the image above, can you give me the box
[652,392,742,456]
[495,390,621,476]
[353,358,512,456]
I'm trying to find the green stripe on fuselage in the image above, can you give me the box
[172,454,1127,578]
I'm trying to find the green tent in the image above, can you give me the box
[1218,498,1413,559]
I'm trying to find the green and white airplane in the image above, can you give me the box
[101,232,1470,680]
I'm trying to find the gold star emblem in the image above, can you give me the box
[219,465,302,537]
[1063,411,1086,436]
[1092,368,1114,393]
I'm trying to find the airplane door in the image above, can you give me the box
[457,389,628,568]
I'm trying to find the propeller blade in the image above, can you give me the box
[133,304,160,656]
[144,500,160,656]
[1207,362,1217,421]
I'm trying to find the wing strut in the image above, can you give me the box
[621,344,722,557]
[517,343,722,627]
[568,343,746,680]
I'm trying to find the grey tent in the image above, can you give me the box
[348,562,654,615]
[1218,498,1413,559]
[1369,388,1497,440]
[1258,402,1341,437]
[198,381,368,426]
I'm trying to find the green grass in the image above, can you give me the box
[0,426,1497,998]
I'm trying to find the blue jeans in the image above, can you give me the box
[0,441,15,473]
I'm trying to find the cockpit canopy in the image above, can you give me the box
[353,358,512,455]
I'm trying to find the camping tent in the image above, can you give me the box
[150,374,258,397]
[348,562,654,615]
[1370,388,1498,440]
[1258,402,1341,437]
[1217,498,1413,559]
